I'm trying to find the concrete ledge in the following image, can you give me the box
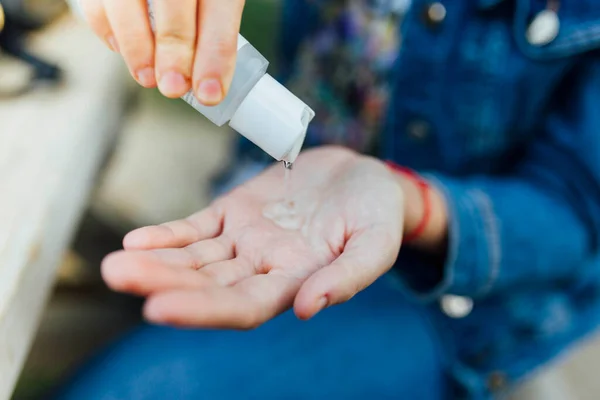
[0,16,131,398]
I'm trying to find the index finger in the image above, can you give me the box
[123,207,224,250]
[143,273,302,329]
[193,0,245,105]
[104,0,156,87]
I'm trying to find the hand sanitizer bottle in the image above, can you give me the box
[67,0,315,163]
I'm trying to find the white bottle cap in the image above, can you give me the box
[229,74,315,163]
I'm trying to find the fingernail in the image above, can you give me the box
[136,67,156,87]
[158,71,188,97]
[316,297,328,313]
[107,36,119,53]
[196,78,223,105]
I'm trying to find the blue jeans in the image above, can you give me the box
[54,278,447,399]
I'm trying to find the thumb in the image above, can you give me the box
[193,0,246,106]
[293,228,402,320]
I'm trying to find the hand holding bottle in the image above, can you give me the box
[77,0,245,103]
[73,0,313,163]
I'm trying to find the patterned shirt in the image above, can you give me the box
[285,0,409,154]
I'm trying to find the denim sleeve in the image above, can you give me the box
[394,57,600,301]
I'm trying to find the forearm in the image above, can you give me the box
[394,169,598,300]
[385,153,598,299]
[385,54,600,301]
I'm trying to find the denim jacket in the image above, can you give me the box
[278,0,600,398]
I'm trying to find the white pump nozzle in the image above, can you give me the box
[229,74,315,163]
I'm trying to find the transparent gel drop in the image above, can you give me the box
[263,200,305,230]
[263,161,305,230]
[283,161,293,203]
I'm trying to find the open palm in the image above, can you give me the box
[102,147,404,328]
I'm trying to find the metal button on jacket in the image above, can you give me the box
[424,2,446,26]
[441,295,474,318]
[487,371,509,392]
[526,10,560,46]
[406,119,431,141]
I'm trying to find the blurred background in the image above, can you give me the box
[1,0,279,398]
[3,1,600,399]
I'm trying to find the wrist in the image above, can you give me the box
[386,163,448,251]
[416,181,449,251]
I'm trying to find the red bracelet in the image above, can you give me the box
[385,161,431,243]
